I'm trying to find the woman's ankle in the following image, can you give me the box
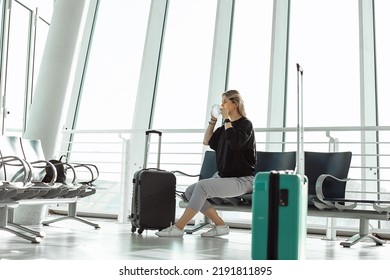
[174,223,185,230]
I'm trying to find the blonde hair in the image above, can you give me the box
[222,89,247,117]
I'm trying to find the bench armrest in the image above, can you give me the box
[28,160,58,184]
[315,175,390,213]
[68,163,99,185]
[315,174,352,210]
[0,155,33,186]
[171,170,200,177]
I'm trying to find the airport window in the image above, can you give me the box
[374,0,390,230]
[227,0,273,128]
[287,0,360,128]
[0,1,3,56]
[375,0,390,127]
[66,0,151,215]
[74,0,150,130]
[0,0,52,135]
[151,0,218,129]
[287,0,360,230]
[3,1,32,133]
[33,0,54,22]
[32,17,49,97]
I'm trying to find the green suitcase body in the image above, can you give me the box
[251,171,305,260]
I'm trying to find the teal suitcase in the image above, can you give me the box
[251,171,305,260]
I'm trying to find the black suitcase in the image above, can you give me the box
[130,130,176,234]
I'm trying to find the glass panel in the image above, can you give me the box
[288,0,360,127]
[228,0,273,128]
[288,0,360,230]
[376,0,390,127]
[35,0,54,22]
[152,0,218,129]
[374,0,390,230]
[32,17,49,99]
[75,0,150,130]
[0,0,3,54]
[4,2,32,134]
[68,0,151,216]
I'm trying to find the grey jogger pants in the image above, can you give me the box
[185,172,254,213]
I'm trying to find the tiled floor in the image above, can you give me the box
[1,216,390,260]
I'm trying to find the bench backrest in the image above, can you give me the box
[199,150,297,180]
[198,150,352,202]
[199,150,217,180]
[305,151,352,199]
[256,151,296,172]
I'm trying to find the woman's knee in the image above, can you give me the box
[184,183,196,200]
[185,182,209,202]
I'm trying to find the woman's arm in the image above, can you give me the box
[203,117,217,145]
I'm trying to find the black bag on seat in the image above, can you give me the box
[42,159,67,184]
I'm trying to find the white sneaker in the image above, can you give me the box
[155,224,184,237]
[201,225,230,237]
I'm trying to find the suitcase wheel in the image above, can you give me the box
[131,226,136,233]
[137,228,144,234]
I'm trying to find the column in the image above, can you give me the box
[24,0,89,158]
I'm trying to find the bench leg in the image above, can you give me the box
[0,206,42,244]
[184,215,211,234]
[322,217,338,241]
[42,202,100,229]
[7,222,46,237]
[7,207,46,237]
[340,217,385,247]
[0,226,42,243]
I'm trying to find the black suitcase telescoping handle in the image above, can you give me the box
[145,130,162,136]
[144,130,162,169]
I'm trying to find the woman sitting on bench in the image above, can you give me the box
[156,89,256,238]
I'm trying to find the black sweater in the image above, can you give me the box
[209,117,256,178]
